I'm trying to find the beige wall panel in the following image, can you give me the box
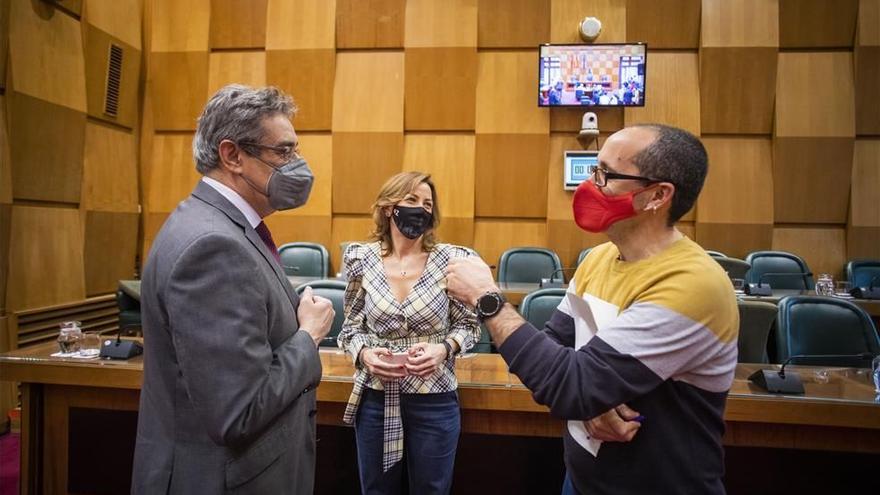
[266,0,336,50]
[207,51,267,97]
[551,0,626,43]
[677,222,696,241]
[773,137,854,224]
[436,217,475,249]
[143,212,170,259]
[210,0,268,49]
[475,51,549,134]
[626,0,701,49]
[850,139,880,228]
[847,226,880,259]
[697,137,774,224]
[83,25,141,129]
[151,51,209,131]
[624,53,701,135]
[475,134,549,218]
[332,52,404,133]
[550,108,624,134]
[403,134,475,218]
[547,219,608,270]
[83,0,142,50]
[699,47,777,134]
[779,0,858,48]
[695,222,773,259]
[146,133,201,213]
[83,211,139,296]
[82,122,139,213]
[860,0,880,45]
[473,219,548,276]
[267,49,335,131]
[152,0,210,52]
[775,52,856,138]
[477,0,550,48]
[336,0,405,49]
[772,227,847,280]
[0,95,10,204]
[547,135,580,221]
[405,0,477,48]
[701,0,779,48]
[7,206,85,311]
[264,215,333,262]
[332,132,404,214]
[9,0,87,111]
[8,93,85,203]
[279,133,332,217]
[855,45,880,135]
[330,215,375,270]
[405,48,477,131]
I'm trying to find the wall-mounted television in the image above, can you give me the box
[538,43,647,107]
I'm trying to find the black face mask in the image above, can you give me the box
[392,206,433,240]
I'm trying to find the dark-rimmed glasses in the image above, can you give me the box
[238,141,300,163]
[592,166,668,187]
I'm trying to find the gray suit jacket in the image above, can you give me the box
[132,181,322,494]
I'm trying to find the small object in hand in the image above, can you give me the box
[380,352,410,366]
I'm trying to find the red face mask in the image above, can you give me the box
[572,180,654,233]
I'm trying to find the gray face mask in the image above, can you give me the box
[244,155,314,210]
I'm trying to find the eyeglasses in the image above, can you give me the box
[592,166,667,187]
[238,141,300,163]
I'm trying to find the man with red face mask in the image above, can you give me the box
[446,124,738,495]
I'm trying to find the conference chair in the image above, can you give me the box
[705,250,728,258]
[295,279,346,347]
[278,242,330,277]
[577,247,594,265]
[745,251,814,290]
[714,257,751,280]
[846,259,880,289]
[736,300,776,363]
[471,324,495,354]
[520,288,567,330]
[497,247,563,284]
[116,289,142,335]
[774,295,880,367]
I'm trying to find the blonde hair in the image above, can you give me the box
[370,172,440,256]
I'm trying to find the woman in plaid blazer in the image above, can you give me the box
[338,171,480,494]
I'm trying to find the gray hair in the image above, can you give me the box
[192,84,297,174]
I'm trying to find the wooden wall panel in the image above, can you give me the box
[547,135,580,221]
[475,51,549,134]
[847,227,880,259]
[551,108,624,134]
[0,95,10,205]
[266,50,335,131]
[773,137,853,224]
[6,206,86,311]
[145,134,201,213]
[701,0,779,48]
[0,205,9,313]
[336,0,405,49]
[283,133,332,217]
[778,0,858,48]
[143,212,170,259]
[207,51,267,97]
[332,52,404,133]
[83,211,139,296]
[698,137,774,224]
[477,0,550,48]
[850,139,880,230]
[81,122,139,213]
[0,0,9,89]
[265,215,333,263]
[83,0,142,50]
[330,215,375,271]
[331,133,403,214]
[473,219,548,274]
[775,52,855,138]
[8,0,87,112]
[151,0,210,52]
[210,0,268,49]
[550,0,626,43]
[624,52,701,135]
[626,0,701,49]
[403,134,476,218]
[151,52,209,130]
[475,134,549,218]
[436,217,475,249]
[8,93,86,203]
[404,0,477,48]
[855,1,880,135]
[266,0,336,50]
[695,223,773,260]
[699,47,777,134]
[83,25,141,129]
[405,48,477,130]
[548,219,608,270]
[772,227,847,280]
[55,0,83,16]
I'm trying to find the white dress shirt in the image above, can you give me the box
[202,177,262,229]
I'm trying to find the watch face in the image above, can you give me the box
[479,293,501,315]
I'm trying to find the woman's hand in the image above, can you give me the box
[405,343,448,378]
[359,347,408,380]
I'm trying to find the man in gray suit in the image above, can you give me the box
[132,85,334,494]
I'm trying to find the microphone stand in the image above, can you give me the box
[748,352,874,394]
[745,272,813,297]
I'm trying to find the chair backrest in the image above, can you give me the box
[775,295,880,366]
[714,257,751,280]
[745,250,814,290]
[116,290,142,330]
[278,242,330,277]
[706,250,728,258]
[846,259,880,288]
[736,300,776,363]
[471,324,495,353]
[577,247,594,266]
[520,288,567,330]
[497,247,563,284]
[294,279,347,347]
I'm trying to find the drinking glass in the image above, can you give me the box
[872,355,880,393]
[834,281,851,296]
[57,321,83,354]
[815,274,834,296]
[731,278,745,293]
[79,332,102,358]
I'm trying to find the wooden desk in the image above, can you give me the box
[741,289,880,317]
[3,343,879,494]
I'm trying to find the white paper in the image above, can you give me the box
[564,293,620,457]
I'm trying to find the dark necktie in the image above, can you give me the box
[254,221,282,265]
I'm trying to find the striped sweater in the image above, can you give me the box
[499,237,738,494]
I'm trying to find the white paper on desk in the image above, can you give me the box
[565,293,620,457]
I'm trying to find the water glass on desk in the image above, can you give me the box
[815,273,834,296]
[872,355,880,393]
[57,321,83,353]
[79,331,102,358]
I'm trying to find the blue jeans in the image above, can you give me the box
[354,388,461,495]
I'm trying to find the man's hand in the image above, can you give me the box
[584,404,642,442]
[445,257,499,307]
[359,348,408,380]
[404,342,447,378]
[297,286,335,346]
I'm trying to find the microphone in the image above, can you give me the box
[744,271,813,297]
[851,275,880,300]
[540,267,578,289]
[748,352,874,394]
[100,324,144,360]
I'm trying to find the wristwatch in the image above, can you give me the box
[475,291,506,322]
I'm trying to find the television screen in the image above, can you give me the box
[538,43,647,107]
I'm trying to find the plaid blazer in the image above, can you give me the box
[337,241,480,470]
